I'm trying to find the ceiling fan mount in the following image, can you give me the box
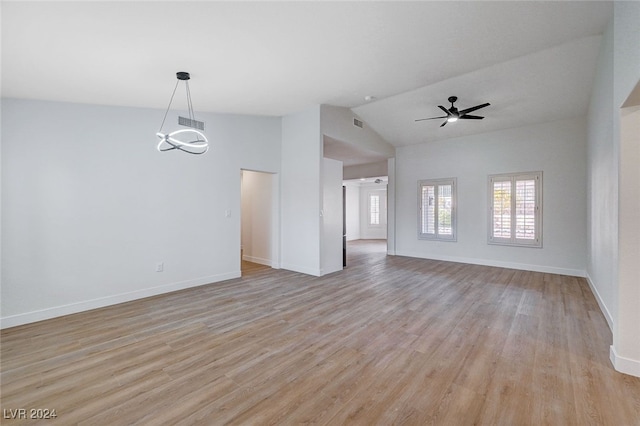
[416,96,490,127]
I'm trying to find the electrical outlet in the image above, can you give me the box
[156,262,164,272]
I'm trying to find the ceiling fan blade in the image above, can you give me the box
[440,120,447,127]
[459,102,490,115]
[438,105,451,116]
[415,116,448,122]
[459,114,484,120]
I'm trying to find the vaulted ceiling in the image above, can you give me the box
[2,1,611,148]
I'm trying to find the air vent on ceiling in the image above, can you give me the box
[353,118,364,128]
[178,116,205,131]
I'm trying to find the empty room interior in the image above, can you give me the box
[2,1,639,424]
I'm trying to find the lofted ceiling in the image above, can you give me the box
[2,1,612,149]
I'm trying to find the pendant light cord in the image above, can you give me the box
[158,80,179,132]
[185,80,201,141]
[186,80,195,122]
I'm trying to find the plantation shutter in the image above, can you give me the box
[419,179,456,241]
[438,184,453,236]
[421,185,435,235]
[489,172,542,247]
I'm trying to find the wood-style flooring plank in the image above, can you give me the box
[2,240,639,425]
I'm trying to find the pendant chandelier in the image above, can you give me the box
[156,72,209,155]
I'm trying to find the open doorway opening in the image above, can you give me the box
[240,169,279,275]
[342,176,388,264]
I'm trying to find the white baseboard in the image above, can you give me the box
[610,345,640,378]
[0,271,240,330]
[242,254,272,267]
[394,250,586,277]
[585,272,614,331]
[280,262,321,277]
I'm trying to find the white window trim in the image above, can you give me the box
[488,171,542,248]
[418,178,457,242]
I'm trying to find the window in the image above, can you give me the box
[369,194,380,225]
[418,178,456,241]
[489,172,542,247]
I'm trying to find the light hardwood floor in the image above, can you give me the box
[2,240,639,425]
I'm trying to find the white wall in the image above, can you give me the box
[343,161,388,180]
[395,117,587,276]
[321,105,395,159]
[387,158,396,255]
[241,170,274,267]
[587,2,640,377]
[618,104,640,376]
[280,106,322,276]
[344,183,360,241]
[613,2,640,376]
[1,98,281,328]
[610,1,640,377]
[586,12,616,329]
[321,158,343,275]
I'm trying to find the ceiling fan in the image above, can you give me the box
[415,96,490,127]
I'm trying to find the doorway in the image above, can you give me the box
[343,176,388,262]
[240,169,279,274]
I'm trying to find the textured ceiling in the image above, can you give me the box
[353,35,603,146]
[2,1,612,148]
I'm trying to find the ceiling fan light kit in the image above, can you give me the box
[416,96,490,127]
[156,71,209,155]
